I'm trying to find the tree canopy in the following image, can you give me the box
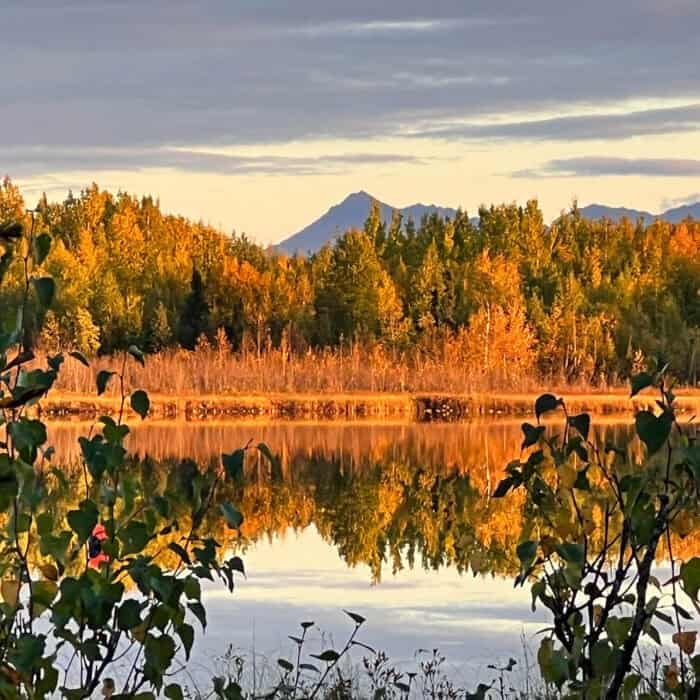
[2,178,699,384]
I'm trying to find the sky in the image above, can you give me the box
[2,0,700,244]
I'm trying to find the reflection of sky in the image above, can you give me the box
[190,525,547,691]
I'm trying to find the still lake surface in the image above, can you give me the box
[48,419,651,688]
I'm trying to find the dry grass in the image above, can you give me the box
[46,341,674,396]
[31,342,700,422]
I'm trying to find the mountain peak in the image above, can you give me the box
[278,193,457,254]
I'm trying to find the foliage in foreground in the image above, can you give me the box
[174,612,700,700]
[0,216,270,697]
[494,370,700,697]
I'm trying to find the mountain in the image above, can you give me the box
[277,192,700,255]
[662,202,700,223]
[578,204,655,225]
[578,202,700,224]
[277,191,458,254]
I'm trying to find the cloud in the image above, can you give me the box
[514,157,700,178]
[414,103,700,142]
[1,147,426,179]
[1,0,699,155]
[289,18,465,37]
[660,192,700,209]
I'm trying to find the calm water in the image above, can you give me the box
[48,419,649,688]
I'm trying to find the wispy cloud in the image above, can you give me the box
[660,192,700,209]
[414,103,700,142]
[291,18,463,37]
[514,157,700,178]
[1,147,427,179]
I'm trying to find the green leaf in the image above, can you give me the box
[8,634,45,673]
[183,576,201,601]
[344,610,366,625]
[39,530,72,566]
[0,222,23,240]
[692,654,700,677]
[177,623,195,660]
[567,413,590,441]
[257,442,278,467]
[630,372,654,397]
[516,540,538,567]
[635,410,672,455]
[144,633,176,673]
[228,555,245,576]
[521,423,545,449]
[681,558,700,601]
[117,520,151,556]
[573,467,591,491]
[32,580,58,614]
[534,394,562,422]
[591,641,618,675]
[8,418,47,461]
[222,449,245,481]
[96,370,115,396]
[69,350,90,367]
[622,675,641,699]
[278,658,294,672]
[188,601,207,630]
[128,345,146,367]
[299,663,320,673]
[169,543,191,566]
[556,543,585,565]
[117,599,143,630]
[39,563,59,582]
[645,624,661,645]
[312,650,340,663]
[164,685,184,700]
[493,476,515,498]
[537,639,568,688]
[130,390,150,419]
[67,500,98,544]
[220,502,244,530]
[163,683,185,700]
[32,277,55,308]
[32,233,52,266]
[606,617,633,647]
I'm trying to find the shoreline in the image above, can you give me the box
[35,389,700,423]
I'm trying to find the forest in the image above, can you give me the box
[1,177,699,388]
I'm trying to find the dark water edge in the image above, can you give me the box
[37,390,700,422]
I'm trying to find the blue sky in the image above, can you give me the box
[2,0,699,242]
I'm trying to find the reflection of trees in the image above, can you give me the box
[44,421,696,584]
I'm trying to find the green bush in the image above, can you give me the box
[0,217,269,698]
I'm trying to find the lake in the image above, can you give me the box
[47,419,678,692]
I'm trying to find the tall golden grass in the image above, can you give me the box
[49,335,623,397]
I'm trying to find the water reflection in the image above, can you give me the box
[48,420,642,582]
[46,420,697,681]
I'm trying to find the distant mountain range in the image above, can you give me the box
[276,192,700,254]
[578,203,700,225]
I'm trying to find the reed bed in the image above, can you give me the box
[48,341,642,397]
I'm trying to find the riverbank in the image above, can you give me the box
[35,389,700,422]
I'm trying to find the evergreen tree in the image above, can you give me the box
[178,268,210,349]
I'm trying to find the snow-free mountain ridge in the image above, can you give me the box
[276,192,700,254]
[277,191,459,254]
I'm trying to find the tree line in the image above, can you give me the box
[1,177,698,384]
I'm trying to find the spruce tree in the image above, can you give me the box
[179,268,210,349]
